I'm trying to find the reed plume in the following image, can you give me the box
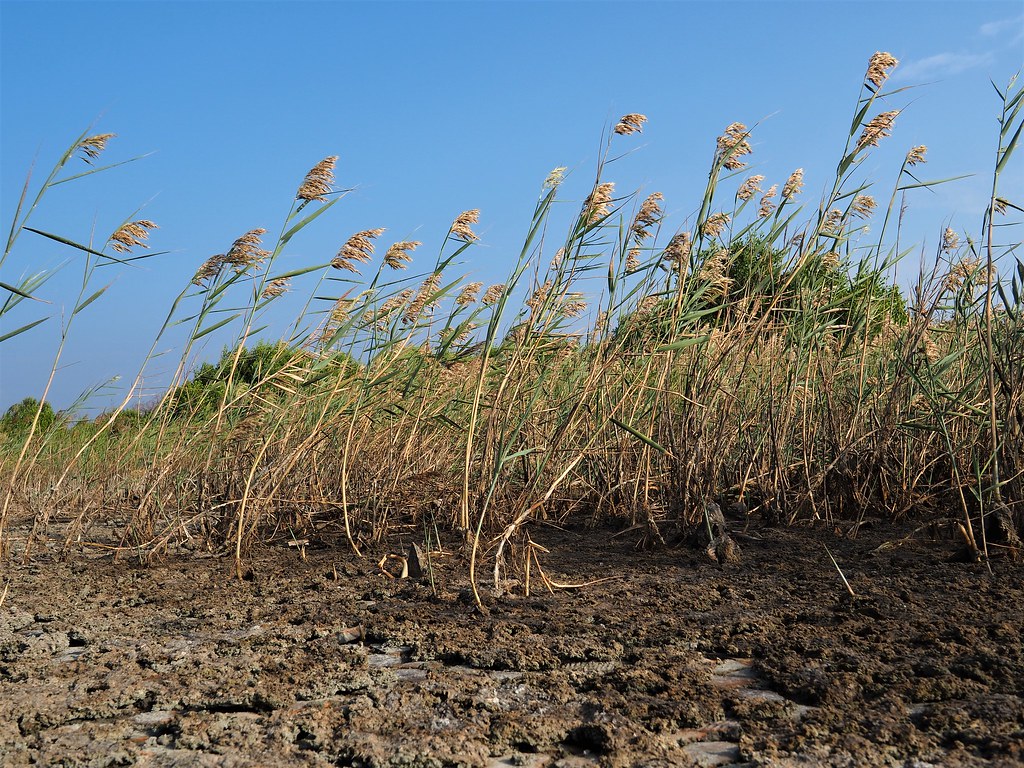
[866,51,899,88]
[296,156,338,202]
[333,228,386,273]
[77,133,116,162]
[109,220,158,253]
[384,241,421,270]
[614,113,647,136]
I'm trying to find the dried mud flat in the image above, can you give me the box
[1,522,1022,768]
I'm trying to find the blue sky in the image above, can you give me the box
[1,0,1022,413]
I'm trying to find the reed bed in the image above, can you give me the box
[2,55,1022,594]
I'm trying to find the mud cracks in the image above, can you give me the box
[1,524,1022,766]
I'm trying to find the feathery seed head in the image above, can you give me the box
[481,283,505,306]
[544,166,568,190]
[333,227,386,272]
[319,296,357,345]
[626,248,641,272]
[758,184,779,218]
[631,192,664,241]
[866,52,899,88]
[583,182,616,223]
[857,110,899,151]
[451,209,480,241]
[823,208,844,235]
[193,254,227,286]
[942,227,960,252]
[526,280,552,312]
[663,231,692,267]
[369,288,415,329]
[614,113,647,136]
[736,174,764,202]
[442,322,479,345]
[920,331,940,364]
[109,219,158,253]
[851,195,877,219]
[225,228,270,272]
[261,278,290,299]
[944,257,980,292]
[77,133,116,163]
[699,248,732,301]
[384,240,421,270]
[456,281,483,306]
[717,122,753,170]
[906,145,928,166]
[296,156,338,202]
[559,293,587,318]
[701,212,731,239]
[782,168,804,200]
[403,273,442,325]
[993,197,1009,215]
[330,297,355,324]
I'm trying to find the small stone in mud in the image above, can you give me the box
[682,740,742,766]
[132,709,176,727]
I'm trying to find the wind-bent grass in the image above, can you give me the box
[1,56,1022,595]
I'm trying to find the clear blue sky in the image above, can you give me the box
[2,0,1022,413]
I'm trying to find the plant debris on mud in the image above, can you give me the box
[1,521,1021,767]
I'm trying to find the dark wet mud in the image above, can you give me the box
[1,522,1022,767]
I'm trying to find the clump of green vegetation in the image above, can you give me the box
[1,56,1021,594]
[1,398,58,436]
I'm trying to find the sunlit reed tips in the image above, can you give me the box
[481,284,505,305]
[663,231,692,267]
[404,273,442,324]
[942,227,960,252]
[698,248,732,300]
[456,282,483,306]
[261,278,290,299]
[850,194,877,219]
[701,212,731,239]
[451,209,480,241]
[583,182,615,223]
[782,169,804,200]
[866,51,899,88]
[224,228,270,272]
[296,156,338,202]
[857,111,899,151]
[737,174,765,202]
[384,241,421,270]
[626,248,641,272]
[109,219,158,253]
[716,122,753,170]
[544,167,567,189]
[906,145,928,166]
[758,184,779,218]
[76,133,116,163]
[613,113,647,136]
[631,192,664,241]
[333,228,386,273]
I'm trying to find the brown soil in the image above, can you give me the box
[1,521,1022,767]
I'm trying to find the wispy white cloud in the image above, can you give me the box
[892,52,995,83]
[979,14,1024,38]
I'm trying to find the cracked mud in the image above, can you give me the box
[1,523,1021,767]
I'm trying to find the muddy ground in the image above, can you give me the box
[1,519,1022,768]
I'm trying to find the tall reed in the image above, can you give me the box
[2,56,1021,589]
